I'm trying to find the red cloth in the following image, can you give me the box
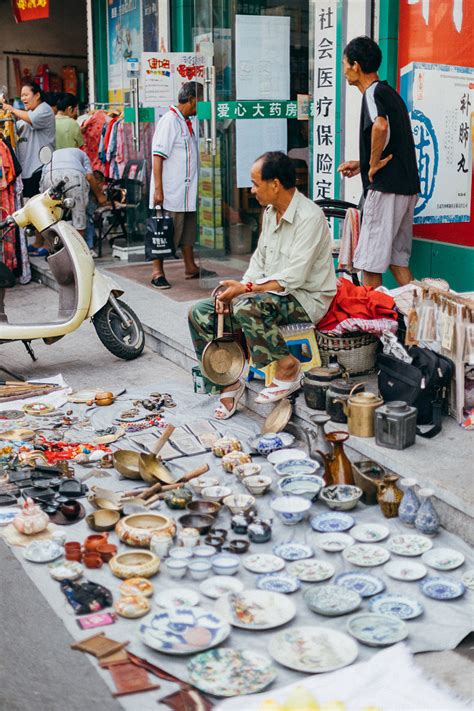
[318,278,397,331]
[81,110,108,171]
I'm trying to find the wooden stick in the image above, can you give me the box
[143,464,209,507]
[150,423,175,456]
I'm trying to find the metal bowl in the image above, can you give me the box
[178,513,215,535]
[186,500,221,517]
[113,450,141,480]
[86,509,121,532]
[138,454,181,485]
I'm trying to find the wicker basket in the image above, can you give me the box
[316,330,380,375]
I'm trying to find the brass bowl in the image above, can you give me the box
[138,453,180,485]
[87,494,123,512]
[113,450,141,480]
[1,428,36,441]
[86,509,121,532]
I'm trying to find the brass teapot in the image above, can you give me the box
[334,385,383,438]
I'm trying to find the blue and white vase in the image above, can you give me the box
[398,478,420,527]
[415,488,440,536]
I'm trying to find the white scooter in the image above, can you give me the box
[0,149,145,361]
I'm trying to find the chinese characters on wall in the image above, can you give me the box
[141,53,206,106]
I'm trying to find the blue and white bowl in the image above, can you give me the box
[319,485,363,511]
[270,495,312,525]
[249,432,295,455]
[278,474,325,502]
[274,458,322,478]
[211,553,240,576]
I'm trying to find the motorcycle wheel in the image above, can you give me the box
[93,299,145,360]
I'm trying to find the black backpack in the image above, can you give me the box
[376,346,454,438]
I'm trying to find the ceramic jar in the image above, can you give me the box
[150,531,173,558]
[326,380,365,424]
[212,437,242,457]
[302,363,342,410]
[254,433,283,455]
[415,488,440,536]
[115,513,176,547]
[398,478,420,527]
[221,451,252,473]
[376,475,403,518]
[163,487,192,510]
[247,519,272,543]
[13,497,49,535]
[231,513,252,535]
[178,527,200,548]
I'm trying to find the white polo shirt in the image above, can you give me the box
[149,106,198,212]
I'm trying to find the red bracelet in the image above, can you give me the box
[245,282,253,293]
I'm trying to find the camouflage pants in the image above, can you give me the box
[188,292,311,393]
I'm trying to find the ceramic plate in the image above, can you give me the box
[351,523,390,543]
[420,576,465,601]
[139,607,230,655]
[267,448,307,466]
[304,584,361,617]
[268,626,358,673]
[243,554,286,574]
[48,560,83,581]
[310,512,355,533]
[314,532,354,552]
[369,594,424,619]
[155,588,200,609]
[288,559,335,583]
[273,542,313,561]
[387,534,433,557]
[384,560,427,582]
[343,544,390,567]
[23,540,63,563]
[347,613,408,647]
[187,648,277,697]
[334,572,385,597]
[421,547,465,571]
[199,576,244,599]
[256,573,301,594]
[119,577,154,597]
[215,590,296,630]
[0,509,19,527]
[461,570,474,591]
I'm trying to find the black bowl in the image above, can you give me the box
[178,513,215,535]
[186,500,221,517]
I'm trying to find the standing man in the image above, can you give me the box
[149,81,216,289]
[55,93,83,149]
[338,36,420,287]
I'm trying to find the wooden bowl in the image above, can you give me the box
[113,450,141,480]
[109,550,160,579]
[186,500,221,518]
[86,509,121,532]
[178,513,215,535]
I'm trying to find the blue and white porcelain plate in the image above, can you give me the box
[334,572,385,597]
[273,542,313,561]
[304,584,361,616]
[420,576,465,601]
[139,606,230,655]
[256,573,301,594]
[369,593,424,619]
[310,512,355,533]
[347,613,408,647]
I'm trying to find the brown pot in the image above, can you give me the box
[83,552,103,569]
[84,533,108,552]
[97,543,118,562]
[376,475,403,518]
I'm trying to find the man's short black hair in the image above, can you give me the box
[57,92,78,113]
[255,151,296,189]
[178,81,204,104]
[344,36,382,74]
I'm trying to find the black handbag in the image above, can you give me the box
[376,346,454,438]
[145,208,175,261]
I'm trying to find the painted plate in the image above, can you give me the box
[215,590,296,630]
[267,448,307,466]
[351,523,390,543]
[334,572,385,597]
[23,540,63,563]
[420,576,465,601]
[314,532,354,552]
[387,534,433,557]
[243,553,285,574]
[288,559,335,583]
[199,576,244,600]
[268,626,358,673]
[384,560,427,582]
[304,584,361,617]
[421,547,465,571]
[347,613,408,647]
[119,577,154,597]
[369,594,424,619]
[256,573,301,594]
[310,512,355,533]
[48,560,83,581]
[0,509,19,527]
[343,544,390,567]
[187,648,277,697]
[461,569,474,591]
[139,607,230,655]
[155,588,200,609]
[273,542,313,561]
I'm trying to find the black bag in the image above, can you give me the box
[145,208,175,261]
[376,346,454,438]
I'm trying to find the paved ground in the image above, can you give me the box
[1,281,473,710]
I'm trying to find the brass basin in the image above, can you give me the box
[113,450,141,480]
[138,453,180,485]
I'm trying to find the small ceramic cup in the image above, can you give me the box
[229,539,249,554]
[187,559,212,580]
[150,532,173,559]
[65,541,82,562]
[211,553,240,575]
[51,531,67,547]
[97,543,117,563]
[165,558,187,578]
[209,527,228,540]
[83,552,103,569]
[192,544,216,559]
[169,546,193,561]
[204,534,225,551]
[60,499,82,521]
[178,527,200,548]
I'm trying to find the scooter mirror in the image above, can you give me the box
[39,146,53,165]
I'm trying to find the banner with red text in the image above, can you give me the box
[12,0,49,23]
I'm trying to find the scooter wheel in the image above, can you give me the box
[93,299,145,360]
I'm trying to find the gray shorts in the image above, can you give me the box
[40,170,89,231]
[353,191,418,273]
[168,211,197,249]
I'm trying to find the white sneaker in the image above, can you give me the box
[90,249,98,258]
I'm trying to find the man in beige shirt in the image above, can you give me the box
[188,151,336,420]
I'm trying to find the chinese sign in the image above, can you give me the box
[12,0,49,23]
[312,0,337,202]
[400,62,473,223]
[198,100,298,121]
[141,52,206,107]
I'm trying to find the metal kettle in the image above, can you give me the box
[335,386,383,438]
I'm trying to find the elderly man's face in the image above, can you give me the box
[250,160,277,206]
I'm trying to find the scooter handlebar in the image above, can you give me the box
[0,216,14,231]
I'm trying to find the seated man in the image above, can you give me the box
[188,151,336,420]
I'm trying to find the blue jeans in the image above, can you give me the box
[85,197,98,248]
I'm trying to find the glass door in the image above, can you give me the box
[193,0,310,288]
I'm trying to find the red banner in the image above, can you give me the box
[12,0,49,23]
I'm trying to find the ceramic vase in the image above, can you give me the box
[398,478,420,527]
[415,488,440,536]
[376,474,403,518]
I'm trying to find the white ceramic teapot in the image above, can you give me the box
[13,497,49,535]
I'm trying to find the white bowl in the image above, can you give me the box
[267,448,307,466]
[223,494,256,515]
[169,547,193,560]
[278,474,325,502]
[201,486,232,503]
[192,545,216,559]
[211,553,240,576]
[243,475,272,496]
[274,458,322,477]
[187,559,212,580]
[271,495,312,525]
[189,476,220,496]
[165,558,188,578]
[319,485,363,511]
[234,463,262,481]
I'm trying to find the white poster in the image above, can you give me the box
[235,15,290,188]
[400,62,473,223]
[141,52,207,107]
[312,0,337,201]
